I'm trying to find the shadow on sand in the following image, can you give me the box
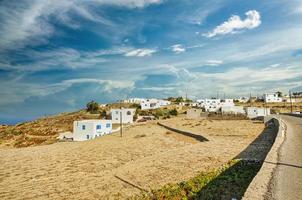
[157,122,209,142]
[194,119,278,200]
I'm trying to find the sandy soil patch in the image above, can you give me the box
[0,117,264,199]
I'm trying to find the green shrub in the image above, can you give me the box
[169,108,178,116]
[86,100,99,114]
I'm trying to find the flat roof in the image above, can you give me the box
[74,119,112,123]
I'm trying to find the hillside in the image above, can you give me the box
[0,110,100,148]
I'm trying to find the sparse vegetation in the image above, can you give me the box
[86,100,99,114]
[134,159,261,200]
[0,110,100,148]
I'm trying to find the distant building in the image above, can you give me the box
[187,108,202,119]
[263,93,282,103]
[111,108,136,124]
[73,120,112,141]
[194,99,205,107]
[123,98,145,104]
[221,106,245,114]
[158,99,171,107]
[140,99,159,110]
[204,99,221,112]
[246,107,270,119]
[220,99,235,107]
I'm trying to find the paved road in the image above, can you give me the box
[272,115,302,200]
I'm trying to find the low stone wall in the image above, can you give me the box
[157,122,209,142]
[243,115,287,199]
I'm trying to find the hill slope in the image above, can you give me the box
[0,110,100,148]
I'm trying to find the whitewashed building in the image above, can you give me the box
[204,99,221,112]
[246,107,271,119]
[123,98,145,104]
[111,108,136,124]
[221,106,245,114]
[263,93,282,103]
[158,99,171,107]
[194,99,205,107]
[73,120,112,141]
[220,99,235,107]
[141,99,160,110]
[187,108,202,119]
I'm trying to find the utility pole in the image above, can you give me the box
[249,92,252,107]
[289,90,293,113]
[120,107,123,137]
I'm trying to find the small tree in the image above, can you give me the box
[100,110,107,119]
[169,108,178,116]
[175,97,184,103]
[276,91,283,97]
[86,101,99,114]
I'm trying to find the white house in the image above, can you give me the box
[158,99,171,107]
[123,98,145,104]
[73,120,112,141]
[111,108,136,124]
[263,93,282,103]
[140,99,160,110]
[194,99,205,107]
[187,108,202,119]
[220,99,235,107]
[204,99,221,112]
[246,107,271,119]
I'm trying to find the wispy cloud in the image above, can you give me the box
[204,10,261,38]
[124,48,156,57]
[206,60,223,66]
[171,44,186,54]
[0,0,162,51]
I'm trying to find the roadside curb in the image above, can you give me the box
[243,115,287,199]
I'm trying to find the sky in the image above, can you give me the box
[0,0,302,124]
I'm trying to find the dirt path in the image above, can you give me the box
[0,118,264,199]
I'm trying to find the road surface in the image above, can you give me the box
[272,115,302,200]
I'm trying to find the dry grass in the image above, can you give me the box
[0,110,100,148]
[0,117,265,199]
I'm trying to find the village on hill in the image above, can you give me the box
[0,91,301,199]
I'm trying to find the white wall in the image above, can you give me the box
[73,120,112,141]
[221,106,245,114]
[264,93,282,103]
[141,99,160,110]
[111,109,136,124]
[204,99,221,112]
[246,107,270,118]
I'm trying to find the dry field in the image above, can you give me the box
[0,117,264,199]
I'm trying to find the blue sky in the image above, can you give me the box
[0,0,302,123]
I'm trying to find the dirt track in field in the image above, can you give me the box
[0,117,264,199]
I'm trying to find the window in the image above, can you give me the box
[127,111,131,115]
[115,111,119,114]
[82,125,85,130]
[106,123,111,128]
[96,125,101,130]
[87,135,89,139]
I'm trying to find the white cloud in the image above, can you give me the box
[125,48,156,57]
[171,44,186,53]
[206,60,223,66]
[204,10,261,38]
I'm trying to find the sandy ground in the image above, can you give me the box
[0,117,264,200]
